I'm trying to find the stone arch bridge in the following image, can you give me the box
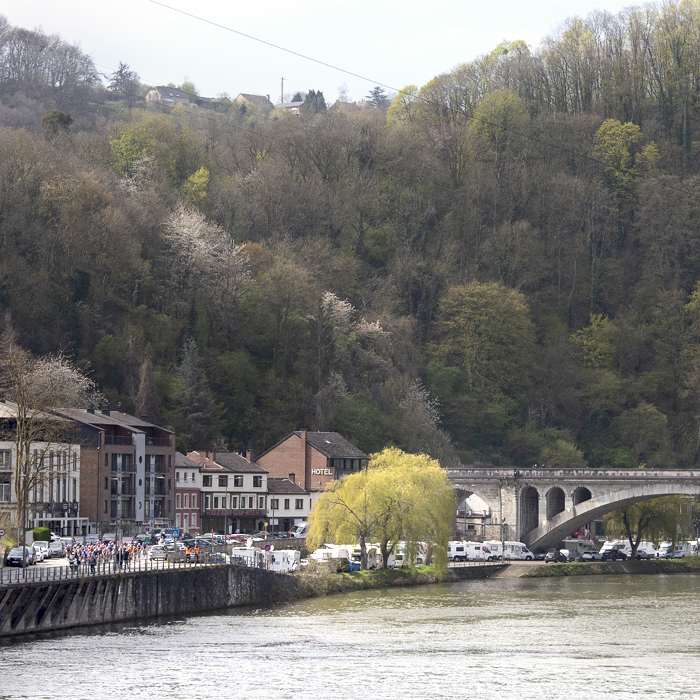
[447,466,700,550]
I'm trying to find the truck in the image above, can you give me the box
[484,541,534,561]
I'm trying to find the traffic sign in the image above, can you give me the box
[0,528,5,537]
[264,544,271,551]
[172,529,179,536]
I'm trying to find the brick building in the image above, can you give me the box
[255,431,369,495]
[60,408,175,536]
[175,451,201,536]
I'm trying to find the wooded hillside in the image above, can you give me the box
[3,3,700,468]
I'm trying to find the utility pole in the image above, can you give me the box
[280,77,284,105]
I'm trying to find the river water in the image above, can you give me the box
[2,573,699,700]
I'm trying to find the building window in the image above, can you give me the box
[253,475,262,488]
[248,496,254,509]
[205,495,210,509]
[284,499,290,510]
[73,452,78,470]
[258,496,264,508]
[231,496,237,508]
[184,494,189,508]
[183,472,187,482]
[0,450,11,468]
[233,475,243,487]
[176,494,181,509]
[214,497,219,509]
[191,513,196,527]
[72,479,77,501]
[191,472,196,482]
[192,494,197,508]
[104,477,108,490]
[271,499,279,509]
[295,499,303,510]
[104,500,107,513]
[176,472,180,482]
[218,475,228,487]
[221,497,227,509]
[202,475,212,487]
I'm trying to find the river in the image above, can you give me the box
[2,573,699,700]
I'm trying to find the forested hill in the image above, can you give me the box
[2,2,700,469]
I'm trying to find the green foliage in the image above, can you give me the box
[184,166,209,207]
[109,125,156,176]
[302,89,327,114]
[308,448,455,572]
[604,496,690,555]
[41,111,73,140]
[571,314,614,369]
[29,527,51,542]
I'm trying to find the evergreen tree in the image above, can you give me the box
[365,85,390,112]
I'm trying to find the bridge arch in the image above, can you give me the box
[573,487,592,506]
[524,482,700,550]
[520,486,539,536]
[546,486,566,519]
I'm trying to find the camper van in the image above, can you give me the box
[484,541,534,561]
[350,545,378,570]
[290,522,308,539]
[657,541,692,559]
[448,541,468,562]
[562,539,599,560]
[271,549,301,573]
[230,547,273,570]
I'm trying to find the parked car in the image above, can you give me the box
[32,541,50,558]
[629,549,653,560]
[31,544,45,562]
[581,551,603,561]
[544,550,568,563]
[148,545,168,560]
[48,541,65,558]
[8,547,36,566]
[601,549,627,561]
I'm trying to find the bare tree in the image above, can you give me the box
[0,328,100,533]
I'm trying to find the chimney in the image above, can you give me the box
[140,413,149,422]
[87,408,95,414]
[117,402,123,412]
[102,404,110,416]
[246,449,255,463]
[289,473,295,485]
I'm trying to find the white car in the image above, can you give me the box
[31,544,46,562]
[149,545,168,560]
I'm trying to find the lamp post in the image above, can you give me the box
[501,517,506,562]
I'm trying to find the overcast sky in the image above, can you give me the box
[5,0,639,103]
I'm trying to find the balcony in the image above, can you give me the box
[105,435,133,446]
[146,437,171,447]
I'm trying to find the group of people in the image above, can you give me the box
[65,539,147,574]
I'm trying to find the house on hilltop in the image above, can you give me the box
[146,86,192,107]
[234,93,274,111]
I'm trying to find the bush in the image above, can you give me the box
[30,526,51,542]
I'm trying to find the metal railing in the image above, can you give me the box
[0,552,230,587]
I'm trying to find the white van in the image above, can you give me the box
[271,549,301,573]
[448,541,468,562]
[350,545,378,569]
[658,541,692,559]
[484,541,534,561]
[600,540,631,556]
[291,522,308,539]
[464,542,492,561]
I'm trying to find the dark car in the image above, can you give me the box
[601,549,626,561]
[544,550,568,563]
[7,547,35,566]
[533,549,547,561]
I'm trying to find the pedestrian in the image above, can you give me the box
[89,553,97,574]
[194,545,200,563]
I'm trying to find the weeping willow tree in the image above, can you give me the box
[604,496,691,558]
[307,447,456,572]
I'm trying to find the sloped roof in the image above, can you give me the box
[59,408,173,434]
[267,478,307,495]
[281,101,304,108]
[299,431,369,459]
[236,93,274,109]
[175,451,200,468]
[188,450,267,474]
[151,86,191,101]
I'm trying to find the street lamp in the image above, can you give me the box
[501,517,506,562]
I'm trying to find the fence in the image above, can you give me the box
[0,551,231,587]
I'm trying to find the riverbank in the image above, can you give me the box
[522,557,700,577]
[290,563,502,598]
